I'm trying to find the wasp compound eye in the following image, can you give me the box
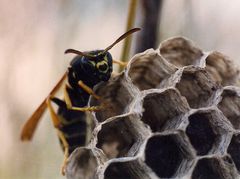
[99,64,107,71]
[97,62,108,73]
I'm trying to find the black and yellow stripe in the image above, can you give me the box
[51,92,89,154]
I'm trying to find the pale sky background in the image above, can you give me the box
[1,0,240,178]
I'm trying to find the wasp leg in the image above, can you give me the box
[46,97,69,176]
[64,84,102,112]
[71,105,102,112]
[78,81,108,111]
[78,80,100,100]
[113,59,128,67]
[64,85,73,109]
[111,71,120,77]
[78,81,110,111]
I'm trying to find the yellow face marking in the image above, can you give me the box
[88,60,96,67]
[104,56,108,62]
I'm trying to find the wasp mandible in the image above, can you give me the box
[20,28,141,175]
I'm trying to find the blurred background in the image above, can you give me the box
[1,0,240,178]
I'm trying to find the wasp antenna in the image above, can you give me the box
[102,28,141,54]
[65,49,95,59]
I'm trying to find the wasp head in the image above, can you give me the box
[83,50,113,82]
[65,28,141,84]
[69,50,113,84]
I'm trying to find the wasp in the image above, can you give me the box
[20,28,140,175]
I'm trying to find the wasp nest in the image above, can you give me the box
[66,37,240,179]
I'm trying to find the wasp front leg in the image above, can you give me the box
[64,83,102,112]
[113,59,128,75]
[113,59,128,67]
[78,81,100,100]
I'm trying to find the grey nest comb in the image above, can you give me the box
[66,37,240,179]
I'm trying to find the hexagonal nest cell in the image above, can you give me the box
[227,133,240,172]
[90,73,136,122]
[144,132,194,178]
[66,148,99,179]
[127,49,177,90]
[186,110,231,156]
[141,88,189,132]
[218,87,240,129]
[96,115,148,159]
[104,160,136,179]
[65,37,240,179]
[103,159,151,179]
[205,51,240,86]
[191,156,238,179]
[175,67,219,108]
[159,37,203,67]
[186,113,216,156]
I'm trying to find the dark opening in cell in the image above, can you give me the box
[104,161,135,179]
[186,113,217,155]
[227,134,240,172]
[145,135,187,178]
[192,158,226,179]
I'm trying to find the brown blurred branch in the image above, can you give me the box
[135,0,163,53]
[119,0,138,72]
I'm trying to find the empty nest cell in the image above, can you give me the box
[66,148,98,179]
[104,159,150,179]
[96,115,146,159]
[104,161,136,179]
[176,67,219,108]
[186,110,230,156]
[218,88,240,129]
[159,37,203,67]
[128,49,176,90]
[205,51,239,86]
[141,88,189,132]
[191,156,237,179]
[227,133,240,173]
[144,132,194,178]
[91,74,135,122]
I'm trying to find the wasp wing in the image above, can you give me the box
[20,72,68,141]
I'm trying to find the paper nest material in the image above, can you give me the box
[66,37,240,179]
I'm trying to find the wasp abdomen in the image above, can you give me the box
[52,97,88,154]
[60,120,87,154]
